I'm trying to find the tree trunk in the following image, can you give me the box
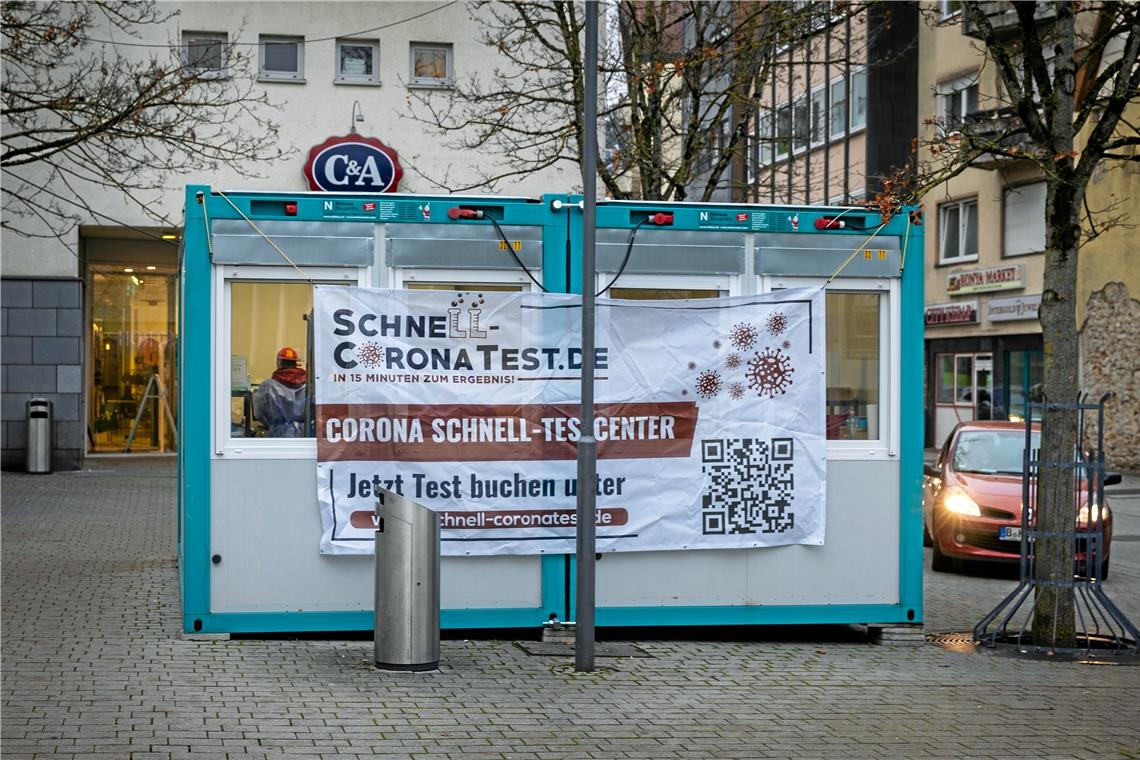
[1033,178,1082,648]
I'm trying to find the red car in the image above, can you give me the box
[922,421,1119,577]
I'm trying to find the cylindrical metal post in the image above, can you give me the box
[576,0,599,673]
[374,488,440,671]
[25,398,53,474]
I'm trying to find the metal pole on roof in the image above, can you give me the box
[575,0,599,673]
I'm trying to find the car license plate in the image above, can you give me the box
[999,526,1021,541]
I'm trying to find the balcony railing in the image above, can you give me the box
[961,106,1035,169]
[961,2,1057,40]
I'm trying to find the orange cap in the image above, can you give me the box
[277,346,299,362]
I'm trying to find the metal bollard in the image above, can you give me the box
[25,398,53,474]
[374,487,440,671]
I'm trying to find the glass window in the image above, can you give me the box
[829,78,847,138]
[1003,181,1046,256]
[937,74,979,131]
[756,109,773,166]
[410,42,453,87]
[336,39,379,84]
[259,36,303,81]
[404,282,524,293]
[230,282,316,439]
[939,198,978,263]
[825,292,880,440]
[954,355,973,403]
[940,0,962,19]
[936,354,955,404]
[850,69,867,130]
[608,288,720,300]
[775,103,792,158]
[183,31,227,77]
[810,88,827,146]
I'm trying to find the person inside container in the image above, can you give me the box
[252,346,308,437]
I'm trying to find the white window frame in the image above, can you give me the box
[939,0,962,20]
[390,267,540,291]
[408,42,454,88]
[936,73,979,132]
[849,68,867,132]
[791,94,810,154]
[829,76,848,140]
[182,31,228,78]
[335,38,380,85]
[761,275,898,459]
[213,265,366,459]
[809,85,828,148]
[593,272,740,300]
[259,35,304,82]
[774,102,792,160]
[1003,181,1047,257]
[938,197,979,265]
[756,108,774,168]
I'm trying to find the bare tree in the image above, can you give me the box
[884,1,1139,647]
[402,0,856,201]
[2,1,284,240]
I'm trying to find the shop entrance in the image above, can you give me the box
[87,262,178,453]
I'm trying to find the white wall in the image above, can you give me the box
[1,1,572,278]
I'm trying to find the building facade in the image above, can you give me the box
[1,2,564,470]
[916,2,1139,468]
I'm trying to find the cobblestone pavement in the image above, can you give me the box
[3,457,1139,760]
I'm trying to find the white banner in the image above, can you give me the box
[314,286,826,555]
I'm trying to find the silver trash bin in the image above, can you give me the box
[26,398,53,474]
[374,487,440,671]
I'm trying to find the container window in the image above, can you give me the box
[825,292,880,440]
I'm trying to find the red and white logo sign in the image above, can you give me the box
[303,135,403,193]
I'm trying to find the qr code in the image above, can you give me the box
[701,438,795,535]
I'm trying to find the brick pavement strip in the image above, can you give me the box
[3,458,1140,760]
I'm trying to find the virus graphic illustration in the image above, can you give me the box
[725,353,742,370]
[728,383,745,400]
[694,370,723,399]
[766,311,789,336]
[729,322,759,350]
[746,347,795,398]
[783,340,791,350]
[712,339,722,350]
[357,341,384,369]
[688,361,698,371]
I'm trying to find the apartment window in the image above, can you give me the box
[775,103,792,159]
[409,42,453,87]
[756,109,773,166]
[850,69,867,130]
[792,95,810,152]
[1003,182,1046,257]
[183,31,227,77]
[940,0,963,19]
[336,39,379,84]
[810,87,827,146]
[829,78,847,138]
[937,74,979,131]
[939,198,979,264]
[259,36,303,81]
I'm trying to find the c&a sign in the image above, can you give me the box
[304,135,403,193]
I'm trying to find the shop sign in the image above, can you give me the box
[313,286,827,556]
[925,301,978,326]
[987,294,1041,322]
[304,135,403,193]
[946,264,1023,295]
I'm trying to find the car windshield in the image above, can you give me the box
[952,430,1040,475]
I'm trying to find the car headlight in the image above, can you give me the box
[941,487,981,517]
[1078,502,1108,524]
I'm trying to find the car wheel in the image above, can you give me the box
[931,539,952,572]
[1100,555,1110,581]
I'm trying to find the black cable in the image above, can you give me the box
[595,218,650,297]
[486,215,547,293]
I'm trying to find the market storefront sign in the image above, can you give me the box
[946,264,1023,295]
[313,286,827,556]
[925,301,978,326]
[304,135,403,193]
[987,294,1041,322]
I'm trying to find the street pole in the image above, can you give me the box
[575,0,599,673]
